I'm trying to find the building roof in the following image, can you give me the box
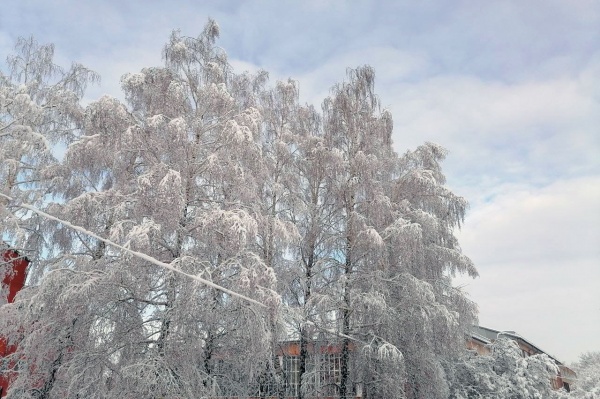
[471,325,564,365]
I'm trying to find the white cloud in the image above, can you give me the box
[391,75,596,141]
[289,46,429,107]
[460,177,600,263]
[455,176,600,363]
[379,71,600,212]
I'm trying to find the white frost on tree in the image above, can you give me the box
[1,21,481,399]
[553,352,600,399]
[1,22,277,399]
[446,337,564,399]
[0,37,98,257]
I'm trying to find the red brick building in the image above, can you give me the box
[468,325,576,392]
[0,247,29,397]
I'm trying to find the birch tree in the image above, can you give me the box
[1,22,278,398]
[321,66,478,399]
[320,66,394,399]
[385,142,479,399]
[263,84,344,398]
[0,37,98,257]
[1,22,480,399]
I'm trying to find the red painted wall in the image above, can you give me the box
[1,249,29,397]
[2,250,28,303]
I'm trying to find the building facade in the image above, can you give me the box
[468,325,576,392]
[0,248,30,398]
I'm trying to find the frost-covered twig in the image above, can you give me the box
[0,193,267,308]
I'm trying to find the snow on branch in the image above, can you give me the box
[0,193,267,308]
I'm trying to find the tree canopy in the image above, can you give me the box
[0,21,484,399]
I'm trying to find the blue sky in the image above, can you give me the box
[2,0,599,364]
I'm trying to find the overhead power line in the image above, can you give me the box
[0,193,267,308]
[1,194,381,346]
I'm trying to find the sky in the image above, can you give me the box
[1,0,598,364]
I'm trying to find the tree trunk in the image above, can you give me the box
[339,193,355,399]
[339,228,353,399]
[339,297,351,399]
[298,244,314,399]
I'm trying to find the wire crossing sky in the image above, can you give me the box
[1,194,374,347]
[0,193,268,309]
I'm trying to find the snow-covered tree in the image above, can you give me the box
[2,21,479,399]
[258,81,346,398]
[1,22,278,398]
[447,337,562,399]
[319,66,477,399]
[0,36,98,256]
[319,66,401,399]
[555,352,600,399]
[380,142,479,399]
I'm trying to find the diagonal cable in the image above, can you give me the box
[0,193,267,308]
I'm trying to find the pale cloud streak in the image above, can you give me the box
[386,71,600,185]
